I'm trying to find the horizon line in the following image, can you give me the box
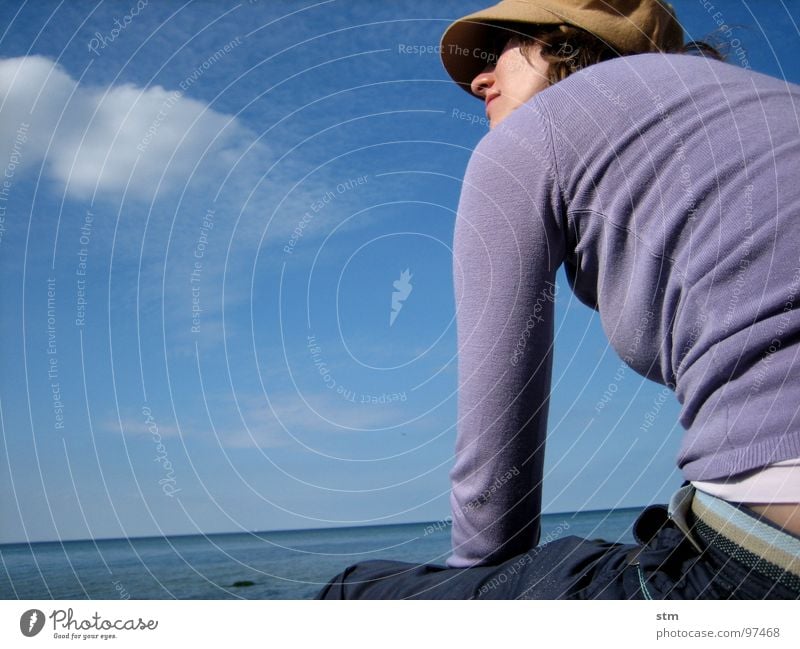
[0,505,646,547]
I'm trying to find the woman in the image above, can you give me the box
[317,0,800,599]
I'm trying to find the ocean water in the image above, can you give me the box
[0,509,640,599]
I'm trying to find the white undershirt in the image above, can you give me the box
[691,457,800,504]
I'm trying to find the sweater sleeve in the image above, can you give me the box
[447,105,566,568]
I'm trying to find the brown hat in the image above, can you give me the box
[440,0,684,94]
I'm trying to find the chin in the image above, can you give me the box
[489,107,515,128]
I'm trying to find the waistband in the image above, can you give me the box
[684,487,800,594]
[690,456,800,503]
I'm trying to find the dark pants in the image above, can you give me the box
[315,499,800,599]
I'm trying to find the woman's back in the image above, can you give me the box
[486,52,800,482]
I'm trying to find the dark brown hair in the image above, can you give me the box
[489,23,725,87]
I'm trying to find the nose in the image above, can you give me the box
[470,64,496,99]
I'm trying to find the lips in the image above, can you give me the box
[485,93,499,116]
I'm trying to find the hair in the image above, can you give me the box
[489,23,725,87]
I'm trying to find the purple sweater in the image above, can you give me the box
[448,53,800,568]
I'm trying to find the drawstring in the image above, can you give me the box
[626,546,653,599]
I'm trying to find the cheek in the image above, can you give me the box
[500,53,548,101]
[523,63,550,99]
[507,75,546,107]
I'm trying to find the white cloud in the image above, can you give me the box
[219,390,407,449]
[100,390,403,451]
[0,55,255,200]
[106,416,182,439]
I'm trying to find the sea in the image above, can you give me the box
[0,508,640,599]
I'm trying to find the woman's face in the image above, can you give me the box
[470,38,550,128]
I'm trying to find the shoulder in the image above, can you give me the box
[562,53,750,89]
[463,101,561,207]
[521,53,798,169]
[537,53,794,117]
[469,99,557,175]
[459,103,566,233]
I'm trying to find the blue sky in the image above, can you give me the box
[1,0,799,544]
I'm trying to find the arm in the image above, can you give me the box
[447,108,566,568]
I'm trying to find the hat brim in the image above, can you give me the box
[440,1,684,97]
[440,4,565,96]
